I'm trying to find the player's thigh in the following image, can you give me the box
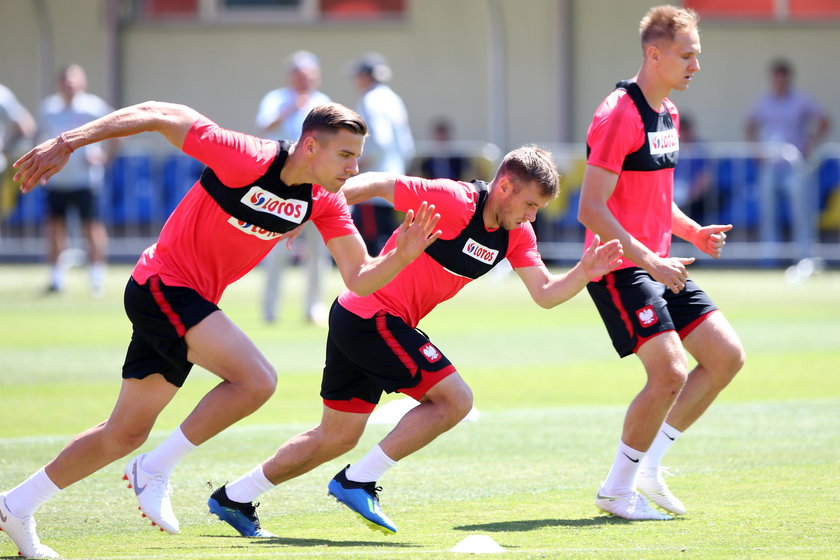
[319,404,370,445]
[185,310,274,383]
[682,311,745,373]
[636,330,689,384]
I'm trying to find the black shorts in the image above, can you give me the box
[321,300,456,413]
[122,275,219,387]
[46,188,99,221]
[586,267,718,358]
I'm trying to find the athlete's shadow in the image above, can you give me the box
[201,534,418,548]
[454,516,678,532]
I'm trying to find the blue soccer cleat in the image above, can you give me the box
[327,465,397,534]
[208,485,276,537]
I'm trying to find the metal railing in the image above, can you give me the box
[537,141,840,265]
[1,141,838,266]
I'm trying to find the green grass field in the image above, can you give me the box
[1,263,838,559]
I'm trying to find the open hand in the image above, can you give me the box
[394,201,442,261]
[581,235,624,279]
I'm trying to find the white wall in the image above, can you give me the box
[1,0,838,154]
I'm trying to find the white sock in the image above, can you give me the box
[141,427,197,477]
[601,441,645,497]
[5,468,62,518]
[346,445,397,483]
[49,265,65,289]
[640,422,682,471]
[90,261,106,289]
[225,464,275,504]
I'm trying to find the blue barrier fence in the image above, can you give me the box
[2,143,839,265]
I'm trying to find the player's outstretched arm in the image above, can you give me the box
[327,201,442,296]
[13,101,201,192]
[341,172,399,205]
[516,235,624,309]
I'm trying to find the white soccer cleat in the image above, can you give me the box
[0,492,60,559]
[123,454,180,534]
[637,467,687,515]
[595,487,673,520]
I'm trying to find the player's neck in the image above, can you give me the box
[633,70,671,112]
[280,144,313,186]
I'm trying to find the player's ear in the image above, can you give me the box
[300,134,318,156]
[646,43,661,66]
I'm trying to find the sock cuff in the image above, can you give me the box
[374,445,398,467]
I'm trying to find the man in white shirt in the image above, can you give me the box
[255,51,333,325]
[350,52,415,254]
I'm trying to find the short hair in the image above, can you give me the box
[639,5,699,46]
[495,145,559,199]
[770,58,793,76]
[301,102,367,138]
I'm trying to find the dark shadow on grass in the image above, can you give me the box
[197,534,418,548]
[455,515,685,532]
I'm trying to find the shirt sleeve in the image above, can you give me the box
[505,223,544,269]
[393,176,475,239]
[586,92,645,175]
[310,187,359,242]
[182,116,277,187]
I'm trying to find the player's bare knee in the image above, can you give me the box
[103,426,150,456]
[439,383,473,425]
[652,368,688,396]
[242,363,277,404]
[325,431,361,456]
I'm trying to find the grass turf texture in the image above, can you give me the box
[1,263,838,559]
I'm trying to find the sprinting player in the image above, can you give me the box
[1,101,441,559]
[577,5,745,521]
[207,145,623,536]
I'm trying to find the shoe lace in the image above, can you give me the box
[360,481,383,503]
[147,472,173,497]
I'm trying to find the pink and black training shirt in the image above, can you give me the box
[584,80,681,271]
[338,177,544,327]
[131,116,357,304]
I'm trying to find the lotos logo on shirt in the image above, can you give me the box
[636,305,659,328]
[227,217,283,240]
[462,238,499,265]
[243,186,308,224]
[647,128,679,156]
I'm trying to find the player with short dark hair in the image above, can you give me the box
[578,5,746,521]
[207,145,623,536]
[1,100,441,559]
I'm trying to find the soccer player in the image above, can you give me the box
[207,145,623,536]
[577,5,746,520]
[1,101,441,559]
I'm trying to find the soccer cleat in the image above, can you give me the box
[595,487,673,521]
[0,492,60,559]
[327,465,397,534]
[637,467,687,515]
[208,485,276,538]
[123,454,179,534]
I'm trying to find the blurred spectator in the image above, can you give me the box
[0,83,36,230]
[417,117,472,181]
[38,64,115,296]
[350,52,415,254]
[255,50,332,325]
[674,114,714,223]
[745,58,831,258]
